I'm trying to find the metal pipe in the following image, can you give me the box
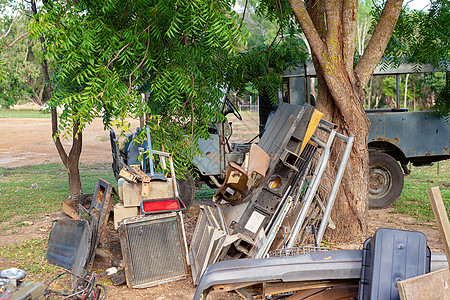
[315,136,354,247]
[216,204,228,235]
[310,135,327,148]
[256,196,292,258]
[209,175,222,188]
[146,126,155,177]
[319,118,338,129]
[178,211,190,266]
[396,74,400,108]
[317,127,351,142]
[286,130,337,248]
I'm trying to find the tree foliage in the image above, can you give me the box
[380,0,450,115]
[0,4,43,108]
[30,0,250,173]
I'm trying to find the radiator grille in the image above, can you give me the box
[120,213,187,288]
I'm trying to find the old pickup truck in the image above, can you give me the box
[366,109,449,207]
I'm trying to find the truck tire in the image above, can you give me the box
[178,174,196,209]
[368,152,404,209]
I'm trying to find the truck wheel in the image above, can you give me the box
[178,175,196,209]
[368,152,404,209]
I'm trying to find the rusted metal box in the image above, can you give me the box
[118,213,187,288]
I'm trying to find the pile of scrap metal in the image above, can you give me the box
[189,102,355,285]
[109,126,190,288]
[45,126,191,292]
[195,187,450,299]
[194,228,449,299]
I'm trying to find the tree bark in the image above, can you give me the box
[32,0,83,200]
[288,0,403,241]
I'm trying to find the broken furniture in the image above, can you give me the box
[193,245,449,300]
[118,213,188,288]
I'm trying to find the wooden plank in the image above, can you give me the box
[62,199,79,220]
[428,186,450,264]
[397,268,450,300]
[119,168,138,183]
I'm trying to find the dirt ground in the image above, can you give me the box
[0,109,444,299]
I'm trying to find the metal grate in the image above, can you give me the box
[189,206,226,285]
[119,213,187,288]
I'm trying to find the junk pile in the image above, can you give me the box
[189,103,355,284]
[112,126,190,288]
[45,126,190,295]
[194,187,450,300]
[39,101,449,299]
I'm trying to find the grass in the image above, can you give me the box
[0,163,116,227]
[0,239,59,279]
[393,159,450,223]
[0,109,51,118]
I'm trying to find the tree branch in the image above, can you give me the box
[355,0,404,87]
[51,107,69,167]
[0,14,22,42]
[1,31,30,52]
[342,0,358,75]
[238,0,248,31]
[106,25,151,68]
[325,0,342,58]
[288,0,327,67]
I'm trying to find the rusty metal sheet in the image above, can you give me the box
[246,144,270,188]
[367,111,450,158]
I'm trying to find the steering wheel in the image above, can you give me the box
[223,98,242,121]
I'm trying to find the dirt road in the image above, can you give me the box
[0,118,134,168]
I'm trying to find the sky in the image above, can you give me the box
[402,0,431,11]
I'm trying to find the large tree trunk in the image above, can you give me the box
[314,69,370,242]
[288,0,403,241]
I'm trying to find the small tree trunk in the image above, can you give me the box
[33,0,83,200]
[67,157,82,199]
